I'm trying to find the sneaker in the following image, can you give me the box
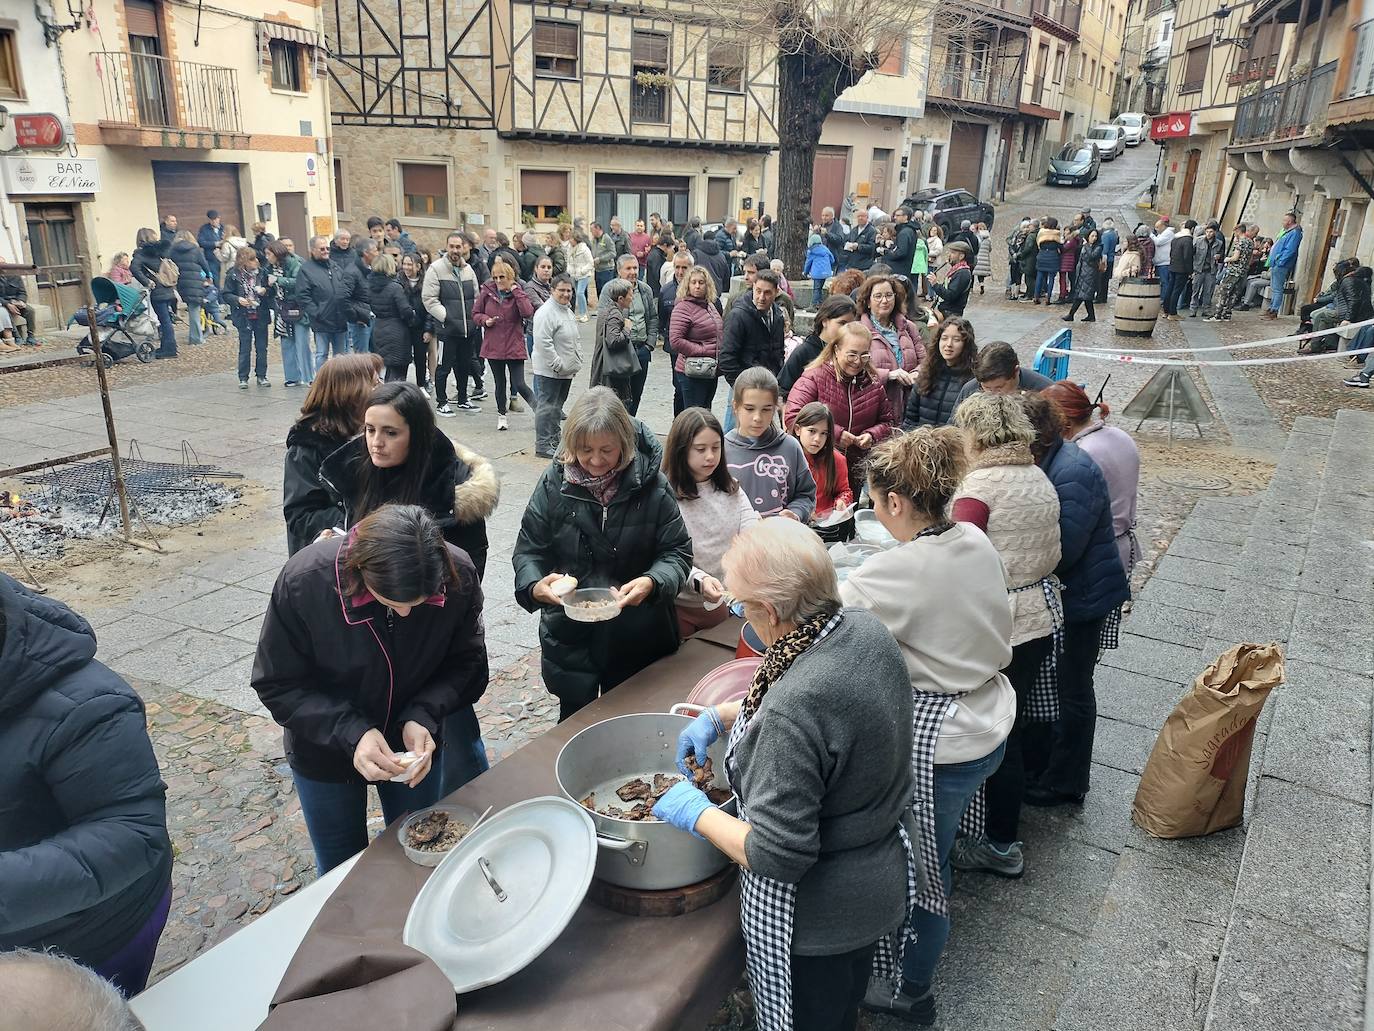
[1203,316,1222,323]
[436,403,456,417]
[951,836,1025,878]
[471,389,489,401]
[861,982,935,1026]
[284,380,299,387]
[578,314,589,323]
[1343,375,1370,388]
[238,380,249,390]
[456,401,482,414]
[257,378,271,387]
[419,386,431,400]
[23,336,38,347]
[508,396,524,412]
[497,414,509,431]
[1236,303,1252,311]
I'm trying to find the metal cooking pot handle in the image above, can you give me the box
[596,832,648,866]
[670,702,704,717]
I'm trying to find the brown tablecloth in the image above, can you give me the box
[689,615,744,653]
[267,637,747,1031]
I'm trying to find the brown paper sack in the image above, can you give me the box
[1131,642,1284,839]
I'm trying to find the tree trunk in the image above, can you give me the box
[775,49,862,277]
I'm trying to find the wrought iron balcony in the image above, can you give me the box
[93,50,242,136]
[928,68,1020,110]
[1232,60,1336,145]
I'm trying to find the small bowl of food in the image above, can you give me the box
[398,803,479,867]
[561,587,621,623]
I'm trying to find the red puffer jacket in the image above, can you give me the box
[1060,233,1081,275]
[783,363,896,466]
[864,314,927,419]
[474,279,535,360]
[669,294,724,375]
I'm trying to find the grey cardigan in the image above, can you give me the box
[735,608,915,955]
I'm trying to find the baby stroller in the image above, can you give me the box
[71,277,157,367]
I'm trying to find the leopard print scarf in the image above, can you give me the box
[740,609,841,724]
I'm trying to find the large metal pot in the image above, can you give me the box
[555,712,736,890]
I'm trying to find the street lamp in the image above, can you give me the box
[1211,5,1253,47]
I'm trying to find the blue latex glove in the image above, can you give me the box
[675,707,722,777]
[652,780,713,839]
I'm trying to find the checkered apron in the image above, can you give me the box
[725,614,920,1031]
[1018,575,1066,722]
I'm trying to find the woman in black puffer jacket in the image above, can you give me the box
[129,227,178,358]
[397,253,429,390]
[366,254,417,381]
[168,229,212,345]
[903,316,978,428]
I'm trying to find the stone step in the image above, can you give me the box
[1052,413,1374,1031]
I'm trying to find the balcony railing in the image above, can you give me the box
[1032,0,1082,34]
[94,50,242,133]
[929,68,1020,109]
[1233,60,1336,144]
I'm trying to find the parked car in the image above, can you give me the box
[1087,124,1126,160]
[1046,143,1101,187]
[1114,112,1147,146]
[901,188,996,234]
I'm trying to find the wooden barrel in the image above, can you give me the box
[1114,277,1161,336]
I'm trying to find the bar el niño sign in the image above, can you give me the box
[2,156,101,195]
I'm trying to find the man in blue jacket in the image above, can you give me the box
[1263,212,1302,321]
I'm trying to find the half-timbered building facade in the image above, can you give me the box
[327,0,778,246]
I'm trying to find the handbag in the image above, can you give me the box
[683,356,718,379]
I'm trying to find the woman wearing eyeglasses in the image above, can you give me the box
[783,321,896,500]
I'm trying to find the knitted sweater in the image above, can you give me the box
[953,444,1063,645]
[674,483,759,610]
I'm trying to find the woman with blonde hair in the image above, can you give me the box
[513,386,692,719]
[842,427,1013,1027]
[784,321,895,499]
[563,227,595,321]
[669,264,724,411]
[947,392,1062,879]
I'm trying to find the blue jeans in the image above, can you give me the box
[1034,270,1056,300]
[293,765,444,875]
[236,318,268,382]
[349,318,373,353]
[439,704,490,798]
[678,370,719,411]
[187,304,204,344]
[575,277,590,316]
[314,328,350,369]
[1269,264,1293,313]
[151,298,177,356]
[1157,266,1174,314]
[282,321,313,384]
[813,277,827,302]
[722,399,736,433]
[903,742,1006,990]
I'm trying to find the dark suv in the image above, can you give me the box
[902,189,996,235]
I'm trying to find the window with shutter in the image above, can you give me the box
[533,20,579,79]
[0,28,21,100]
[1181,40,1208,94]
[708,42,745,92]
[520,170,569,221]
[399,163,449,219]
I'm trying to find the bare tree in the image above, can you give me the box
[728,1,981,270]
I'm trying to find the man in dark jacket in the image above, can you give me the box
[616,254,659,416]
[930,241,974,316]
[949,219,981,258]
[130,229,178,358]
[159,213,178,244]
[422,233,484,414]
[384,218,418,255]
[692,237,733,295]
[646,233,673,300]
[845,209,878,273]
[719,269,786,387]
[608,216,630,257]
[0,573,174,996]
[1165,222,1195,320]
[0,275,37,346]
[297,234,367,365]
[328,229,357,271]
[887,207,918,274]
[197,210,224,282]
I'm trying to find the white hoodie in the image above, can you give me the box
[840,522,1015,764]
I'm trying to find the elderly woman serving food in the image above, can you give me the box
[652,518,917,1031]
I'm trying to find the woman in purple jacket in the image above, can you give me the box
[475,258,536,431]
[669,265,724,411]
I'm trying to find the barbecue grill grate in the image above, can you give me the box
[22,440,241,504]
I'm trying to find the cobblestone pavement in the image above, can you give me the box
[0,154,1323,1000]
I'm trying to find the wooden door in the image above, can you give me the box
[945,123,988,195]
[152,160,245,233]
[811,146,850,221]
[275,192,309,248]
[1178,149,1201,218]
[1307,198,1341,303]
[870,148,893,209]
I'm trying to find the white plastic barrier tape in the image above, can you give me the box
[1069,315,1374,354]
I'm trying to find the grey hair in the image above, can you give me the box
[559,385,637,471]
[309,234,330,251]
[954,391,1036,451]
[522,232,539,248]
[722,518,841,626]
[332,230,351,244]
[0,950,143,1031]
[603,278,633,305]
[615,253,638,272]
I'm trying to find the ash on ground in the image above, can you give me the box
[1,483,242,562]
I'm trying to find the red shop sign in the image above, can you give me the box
[1150,112,1194,139]
[12,113,67,150]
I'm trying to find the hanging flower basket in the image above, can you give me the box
[634,71,672,89]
